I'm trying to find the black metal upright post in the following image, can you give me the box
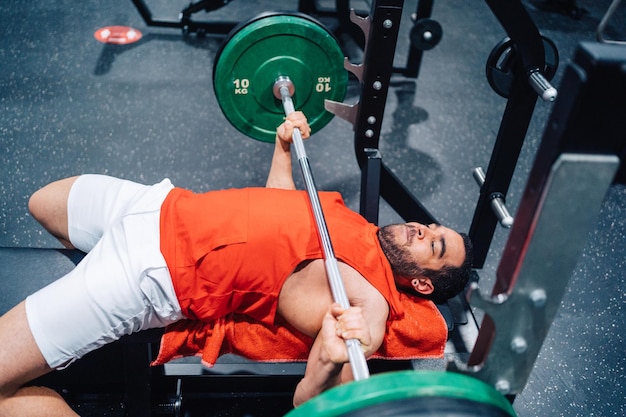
[469,76,540,268]
[397,0,436,78]
[469,0,550,268]
[354,0,438,225]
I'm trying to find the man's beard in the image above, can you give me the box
[377,224,425,282]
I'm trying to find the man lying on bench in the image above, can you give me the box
[0,112,472,416]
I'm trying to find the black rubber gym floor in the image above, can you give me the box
[1,1,624,416]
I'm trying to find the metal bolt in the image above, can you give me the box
[365,129,374,138]
[495,379,511,395]
[383,19,393,29]
[510,337,528,354]
[423,31,433,41]
[367,116,376,125]
[530,289,547,308]
[372,81,383,91]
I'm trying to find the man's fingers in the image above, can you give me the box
[284,111,311,139]
[331,305,370,345]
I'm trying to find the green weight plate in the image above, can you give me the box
[285,370,517,417]
[213,12,348,142]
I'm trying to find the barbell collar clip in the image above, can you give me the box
[273,76,295,101]
[528,69,558,102]
[473,167,514,228]
[490,193,514,228]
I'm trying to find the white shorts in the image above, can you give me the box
[25,174,184,369]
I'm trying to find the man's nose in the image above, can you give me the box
[418,224,439,239]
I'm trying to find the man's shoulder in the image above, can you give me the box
[338,262,389,306]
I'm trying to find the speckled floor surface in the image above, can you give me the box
[1,0,625,416]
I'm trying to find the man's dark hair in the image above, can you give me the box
[420,233,473,304]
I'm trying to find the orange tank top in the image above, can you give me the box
[159,187,404,326]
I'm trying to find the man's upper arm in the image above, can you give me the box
[340,264,389,357]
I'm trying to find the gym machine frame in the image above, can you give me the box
[128,0,433,76]
[448,40,626,399]
[129,0,360,36]
[329,0,557,259]
[323,0,559,358]
[323,0,622,406]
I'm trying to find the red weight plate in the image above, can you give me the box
[94,26,143,45]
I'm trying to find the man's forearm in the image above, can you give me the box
[293,352,344,407]
[266,139,296,189]
[266,112,310,189]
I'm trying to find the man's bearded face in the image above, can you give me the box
[377,224,425,280]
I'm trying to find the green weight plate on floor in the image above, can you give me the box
[213,12,348,142]
[285,370,517,417]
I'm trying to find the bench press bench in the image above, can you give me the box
[0,246,473,416]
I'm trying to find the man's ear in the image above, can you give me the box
[411,277,434,295]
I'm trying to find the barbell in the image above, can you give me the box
[212,11,517,417]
